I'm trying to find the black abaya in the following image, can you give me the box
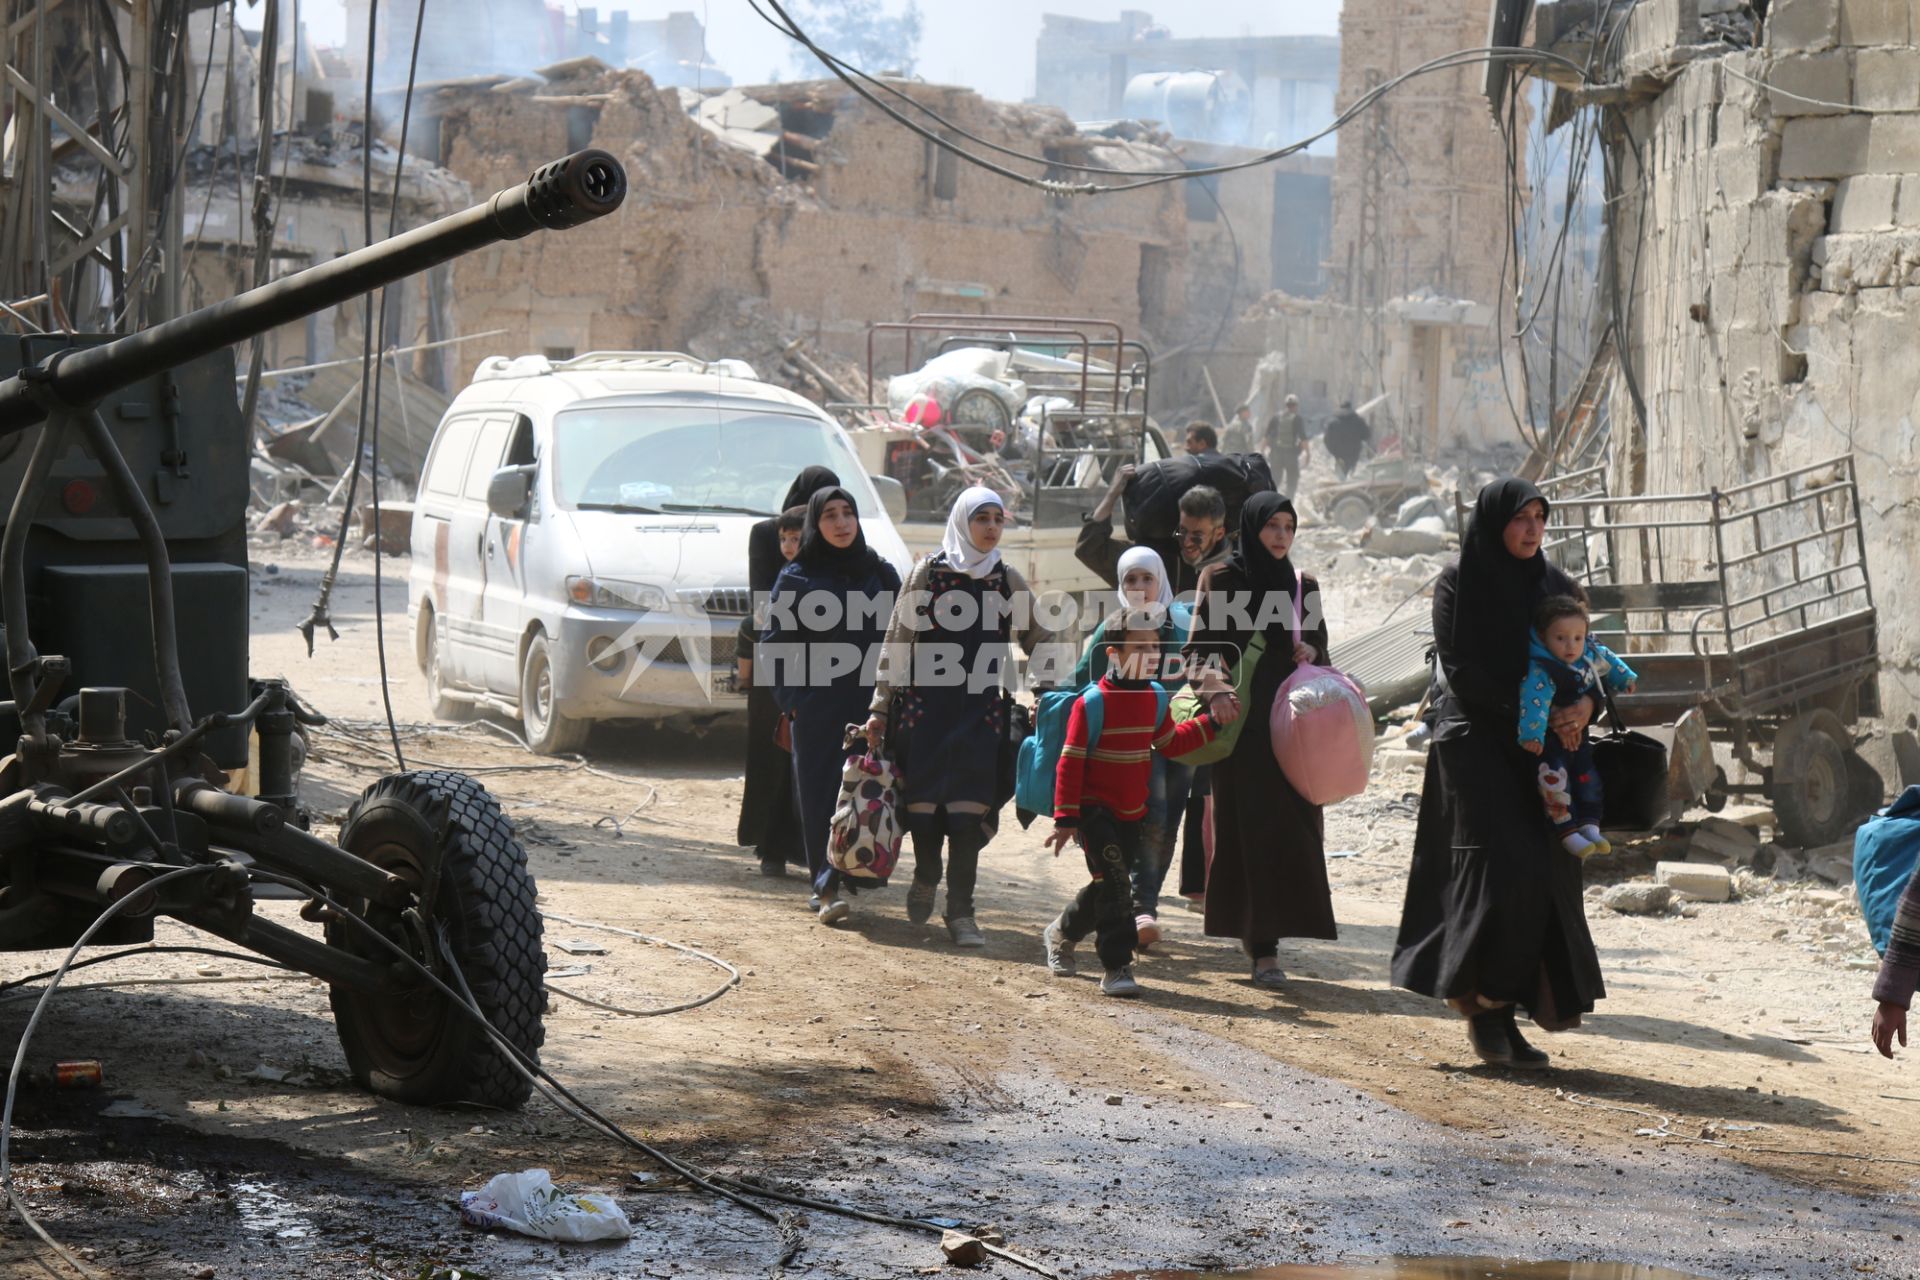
[1389,481,1606,1027]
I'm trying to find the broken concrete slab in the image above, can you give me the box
[1687,815,1762,866]
[1364,520,1448,557]
[1657,860,1734,902]
[1806,841,1857,885]
[941,1230,987,1266]
[1603,881,1675,915]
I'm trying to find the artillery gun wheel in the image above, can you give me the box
[1771,709,1854,849]
[329,771,546,1107]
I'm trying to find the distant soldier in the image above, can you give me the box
[1323,400,1372,480]
[1263,394,1309,497]
[1222,404,1255,454]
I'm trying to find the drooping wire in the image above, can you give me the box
[297,0,408,770]
[361,0,432,774]
[748,0,1592,197]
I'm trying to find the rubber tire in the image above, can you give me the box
[520,631,589,756]
[419,607,473,723]
[1330,494,1374,531]
[1773,711,1853,848]
[329,770,546,1108]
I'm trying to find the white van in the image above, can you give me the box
[407,352,912,752]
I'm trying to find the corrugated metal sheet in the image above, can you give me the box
[1337,611,1435,714]
[299,361,451,482]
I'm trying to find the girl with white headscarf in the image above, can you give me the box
[1070,543,1196,949]
[867,487,1061,947]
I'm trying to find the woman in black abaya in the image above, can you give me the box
[736,466,840,874]
[1390,478,1605,1068]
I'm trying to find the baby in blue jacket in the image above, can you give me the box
[1519,595,1638,856]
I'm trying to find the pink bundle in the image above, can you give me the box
[1270,663,1374,807]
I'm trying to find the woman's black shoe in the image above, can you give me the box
[759,858,789,878]
[1502,1009,1552,1069]
[1467,1010,1515,1066]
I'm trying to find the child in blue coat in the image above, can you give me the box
[1519,595,1638,857]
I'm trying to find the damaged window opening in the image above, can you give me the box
[566,105,600,154]
[929,134,959,202]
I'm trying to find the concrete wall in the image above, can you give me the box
[1603,0,1920,740]
[1328,0,1518,309]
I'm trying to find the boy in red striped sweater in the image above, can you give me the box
[1043,616,1218,997]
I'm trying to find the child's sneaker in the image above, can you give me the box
[1579,824,1612,856]
[817,897,850,925]
[1042,916,1076,977]
[1100,966,1143,998]
[1134,914,1162,950]
[1560,831,1592,856]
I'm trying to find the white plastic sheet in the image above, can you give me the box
[459,1168,633,1242]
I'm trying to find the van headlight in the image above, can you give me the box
[566,576,669,612]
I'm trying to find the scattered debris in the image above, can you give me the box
[1602,881,1674,915]
[1686,816,1762,867]
[554,939,610,956]
[459,1168,633,1242]
[1656,860,1734,903]
[940,1229,989,1267]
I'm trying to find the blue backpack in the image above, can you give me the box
[1014,681,1169,827]
[1855,785,1920,955]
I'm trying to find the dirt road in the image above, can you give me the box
[1,544,1915,1280]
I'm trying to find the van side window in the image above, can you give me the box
[461,417,513,502]
[424,418,481,497]
[503,415,535,467]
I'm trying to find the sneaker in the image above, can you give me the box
[947,916,985,947]
[1250,960,1287,990]
[1560,831,1593,856]
[817,898,850,925]
[1579,825,1613,856]
[1134,914,1162,950]
[759,858,789,878]
[1100,966,1143,998]
[1042,916,1077,977]
[906,880,937,925]
[807,893,823,913]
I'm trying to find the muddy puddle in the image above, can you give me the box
[1104,1262,1708,1280]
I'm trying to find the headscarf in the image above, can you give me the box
[1449,477,1556,691]
[780,465,842,513]
[1114,544,1173,613]
[1227,491,1302,643]
[938,485,1005,579]
[795,486,877,575]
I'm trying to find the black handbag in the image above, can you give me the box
[1591,683,1669,830]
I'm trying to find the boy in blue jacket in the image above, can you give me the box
[1519,595,1638,857]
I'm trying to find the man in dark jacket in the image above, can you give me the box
[1323,401,1372,479]
[1075,465,1230,599]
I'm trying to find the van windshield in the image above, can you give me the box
[551,405,865,516]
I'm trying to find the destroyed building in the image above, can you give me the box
[413,60,1329,413]
[1521,0,1920,773]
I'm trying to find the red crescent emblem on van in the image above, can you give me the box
[508,523,522,571]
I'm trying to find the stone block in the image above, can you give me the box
[1897,172,1920,224]
[1687,815,1763,865]
[1831,173,1902,230]
[1767,0,1839,50]
[1853,48,1920,111]
[1779,114,1872,178]
[1657,860,1735,901]
[1869,113,1920,172]
[1839,0,1910,44]
[1603,882,1675,915]
[1767,51,1853,116]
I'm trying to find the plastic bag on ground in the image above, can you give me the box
[1271,665,1374,807]
[459,1168,634,1242]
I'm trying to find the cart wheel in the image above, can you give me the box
[1703,766,1729,814]
[1772,710,1853,848]
[1330,494,1374,531]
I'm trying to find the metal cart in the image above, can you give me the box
[1543,455,1881,845]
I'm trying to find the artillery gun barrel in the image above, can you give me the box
[0,149,627,432]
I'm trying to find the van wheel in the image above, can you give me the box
[420,608,472,723]
[520,632,589,756]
